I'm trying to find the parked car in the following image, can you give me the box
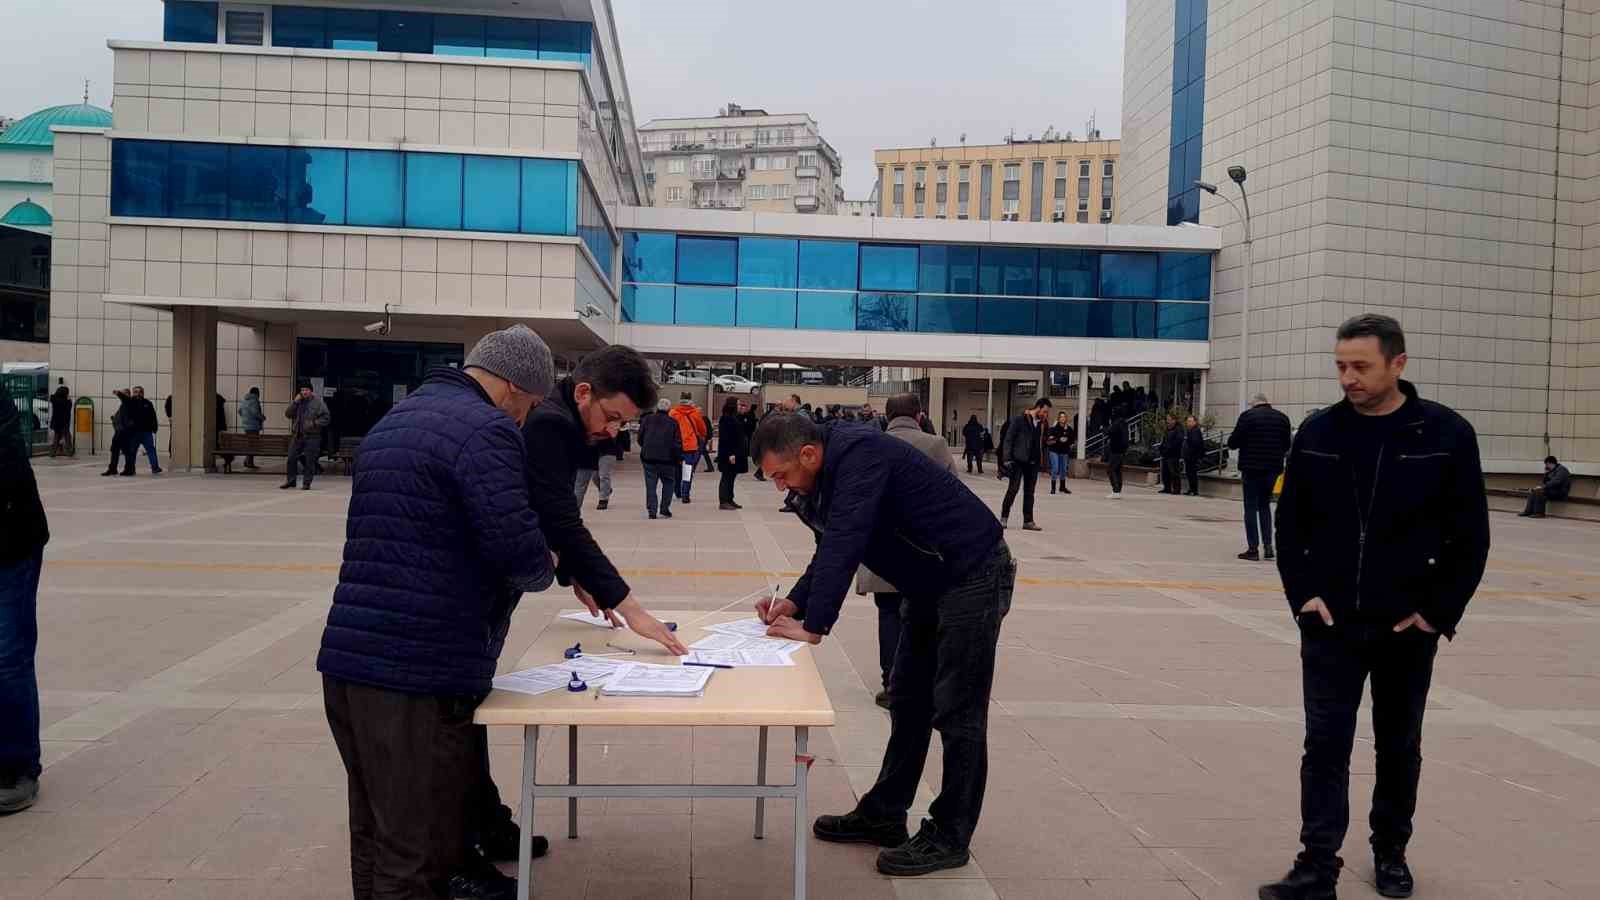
[667,369,711,385]
[712,374,759,394]
[800,370,826,385]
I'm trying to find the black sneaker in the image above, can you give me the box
[449,861,516,900]
[597,500,608,510]
[813,809,909,848]
[1022,522,1043,532]
[1264,547,1276,561]
[478,816,548,863]
[120,470,136,477]
[1258,863,1337,900]
[1238,549,1260,561]
[682,496,692,504]
[1374,850,1413,898]
[660,509,673,519]
[280,482,295,489]
[0,773,39,814]
[648,512,658,520]
[876,819,970,877]
[719,503,738,510]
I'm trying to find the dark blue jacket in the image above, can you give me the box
[787,423,1003,635]
[317,367,554,696]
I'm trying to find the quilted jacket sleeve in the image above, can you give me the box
[458,419,554,594]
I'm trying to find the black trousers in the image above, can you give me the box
[1000,464,1038,523]
[1184,458,1200,494]
[718,469,737,505]
[1105,452,1124,492]
[106,431,135,473]
[1242,471,1277,549]
[873,592,902,690]
[324,674,480,899]
[964,449,984,473]
[1296,622,1440,874]
[858,543,1015,850]
[287,434,321,486]
[643,461,677,515]
[1161,458,1181,493]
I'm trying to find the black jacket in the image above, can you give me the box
[1001,413,1043,467]
[1228,403,1292,474]
[1183,426,1205,462]
[717,411,749,474]
[1275,381,1490,637]
[1105,417,1130,455]
[787,423,1003,635]
[962,419,985,452]
[1160,425,1184,460]
[125,396,159,433]
[1045,423,1074,457]
[1541,464,1572,501]
[49,388,71,431]
[522,379,630,608]
[1,392,48,561]
[637,410,681,465]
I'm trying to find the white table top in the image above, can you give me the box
[474,611,836,728]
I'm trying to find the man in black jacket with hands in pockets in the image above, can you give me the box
[1260,314,1490,900]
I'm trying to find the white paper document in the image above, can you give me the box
[559,609,625,630]
[492,657,629,697]
[600,662,714,697]
[689,633,803,655]
[683,649,795,668]
[702,618,777,639]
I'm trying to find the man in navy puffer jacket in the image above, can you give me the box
[318,324,557,900]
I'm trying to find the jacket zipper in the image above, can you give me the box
[1353,446,1384,613]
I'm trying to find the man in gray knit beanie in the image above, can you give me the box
[462,324,553,426]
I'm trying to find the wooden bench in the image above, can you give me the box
[214,432,292,467]
[1485,487,1600,522]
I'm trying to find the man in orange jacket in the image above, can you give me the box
[667,393,708,503]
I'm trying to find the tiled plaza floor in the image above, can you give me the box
[6,453,1600,899]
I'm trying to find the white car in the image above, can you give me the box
[712,375,759,394]
[667,369,711,385]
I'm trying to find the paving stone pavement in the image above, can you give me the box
[6,456,1600,899]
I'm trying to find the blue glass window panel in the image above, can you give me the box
[979,246,1038,296]
[918,244,949,293]
[111,141,169,217]
[462,156,520,232]
[623,232,675,283]
[1090,301,1158,338]
[1175,0,1192,39]
[1171,84,1190,144]
[978,299,1036,335]
[625,285,675,324]
[346,150,404,226]
[798,240,858,290]
[1187,76,1206,141]
[226,145,287,222]
[403,153,462,229]
[539,20,590,63]
[916,296,975,333]
[947,245,979,294]
[1039,249,1099,298]
[433,14,486,56]
[1190,0,1208,31]
[1182,187,1201,224]
[286,147,345,225]
[168,143,229,219]
[737,238,797,288]
[485,17,540,59]
[272,7,326,48]
[677,236,738,286]
[520,159,573,235]
[1167,143,1187,206]
[1037,299,1091,337]
[1100,253,1159,299]
[379,11,433,53]
[1183,136,1204,188]
[1157,302,1209,339]
[164,2,217,43]
[859,244,918,292]
[857,293,913,332]
[737,290,797,328]
[1167,195,1185,227]
[1172,36,1189,91]
[797,291,855,330]
[1188,27,1207,83]
[1157,252,1212,300]
[327,10,380,51]
[675,286,736,326]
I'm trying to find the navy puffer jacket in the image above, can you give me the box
[317,366,554,696]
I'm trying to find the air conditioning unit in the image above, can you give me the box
[1001,212,1019,222]
[1100,210,1112,221]
[1052,212,1065,222]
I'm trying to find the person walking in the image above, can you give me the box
[1520,455,1571,518]
[282,385,331,491]
[961,414,985,474]
[716,396,749,510]
[999,398,1050,531]
[215,393,235,474]
[1,391,48,814]
[668,393,707,504]
[1227,393,1293,560]
[1104,411,1129,498]
[1182,415,1205,496]
[1260,314,1490,900]
[48,383,71,457]
[125,386,161,475]
[102,389,133,476]
[853,394,956,710]
[238,386,265,470]
[1159,414,1184,495]
[1044,411,1074,495]
[750,412,1015,878]
[574,434,622,511]
[637,398,681,519]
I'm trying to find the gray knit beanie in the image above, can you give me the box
[464,324,553,395]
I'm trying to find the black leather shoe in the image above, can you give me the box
[449,863,516,900]
[1374,851,1413,898]
[280,482,295,489]
[1264,547,1276,560]
[597,499,608,510]
[874,690,890,709]
[813,809,908,848]
[660,509,672,518]
[477,813,549,863]
[1258,864,1337,899]
[1238,549,1260,561]
[876,819,970,877]
[0,773,39,814]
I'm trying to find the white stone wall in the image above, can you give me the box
[1119,0,1181,228]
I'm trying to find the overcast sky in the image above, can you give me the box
[0,0,1126,198]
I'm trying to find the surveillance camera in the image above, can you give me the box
[363,320,390,335]
[584,303,604,319]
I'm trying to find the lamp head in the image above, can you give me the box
[1227,165,1247,184]
[1194,180,1218,195]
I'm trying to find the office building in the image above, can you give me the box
[1120,0,1598,474]
[874,136,1120,223]
[639,104,843,214]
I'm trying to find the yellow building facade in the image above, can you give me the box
[874,138,1120,223]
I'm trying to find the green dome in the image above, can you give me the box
[0,103,113,148]
[1,199,51,228]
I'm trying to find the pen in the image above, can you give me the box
[682,661,733,669]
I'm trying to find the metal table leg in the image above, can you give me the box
[754,725,768,839]
[793,726,809,900]
[517,725,540,900]
[567,724,578,839]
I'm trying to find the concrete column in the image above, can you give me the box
[1074,365,1090,477]
[984,378,993,433]
[171,306,219,471]
[1199,370,1209,420]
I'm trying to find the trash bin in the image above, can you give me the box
[75,397,95,455]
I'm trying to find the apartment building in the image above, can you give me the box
[639,104,843,214]
[874,137,1120,223]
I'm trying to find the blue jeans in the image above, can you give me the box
[0,550,43,780]
[1242,470,1277,550]
[1049,451,1069,480]
[136,431,161,472]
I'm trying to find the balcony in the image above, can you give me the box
[794,166,820,179]
[690,167,746,184]
[793,194,819,211]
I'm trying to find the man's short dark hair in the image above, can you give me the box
[789,393,802,405]
[1032,397,1053,410]
[884,393,921,420]
[572,345,657,410]
[1545,455,1559,465]
[1336,313,1406,360]
[751,413,821,462]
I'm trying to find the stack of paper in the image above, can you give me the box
[559,609,626,630]
[600,662,715,697]
[685,633,804,667]
[702,618,777,639]
[492,656,629,697]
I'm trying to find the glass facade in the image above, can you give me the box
[169,6,593,67]
[622,233,1210,340]
[110,140,614,280]
[1168,0,1208,225]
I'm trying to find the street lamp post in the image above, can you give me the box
[1196,167,1252,416]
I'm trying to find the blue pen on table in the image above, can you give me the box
[682,661,733,669]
